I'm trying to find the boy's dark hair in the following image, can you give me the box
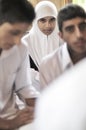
[57,4,86,32]
[0,0,35,24]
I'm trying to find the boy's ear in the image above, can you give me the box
[58,32,63,39]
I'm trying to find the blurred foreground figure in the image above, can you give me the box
[35,59,86,130]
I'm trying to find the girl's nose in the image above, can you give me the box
[46,21,51,27]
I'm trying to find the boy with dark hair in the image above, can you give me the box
[39,4,86,88]
[0,0,39,129]
[58,4,86,32]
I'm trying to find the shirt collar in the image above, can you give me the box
[0,45,17,59]
[61,43,73,71]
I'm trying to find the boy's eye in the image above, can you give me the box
[65,26,74,33]
[79,22,86,31]
[10,31,21,35]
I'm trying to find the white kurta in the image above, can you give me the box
[39,43,73,89]
[0,43,38,119]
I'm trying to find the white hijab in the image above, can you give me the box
[22,1,63,69]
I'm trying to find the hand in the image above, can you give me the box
[11,106,34,129]
[25,98,36,107]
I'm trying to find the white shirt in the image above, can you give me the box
[40,43,73,89]
[0,43,38,119]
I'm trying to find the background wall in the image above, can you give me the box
[28,0,72,10]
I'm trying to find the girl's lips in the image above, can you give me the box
[43,30,53,35]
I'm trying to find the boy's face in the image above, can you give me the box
[59,17,86,54]
[37,16,56,36]
[0,22,29,50]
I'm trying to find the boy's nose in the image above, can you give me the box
[76,27,83,38]
[14,37,21,45]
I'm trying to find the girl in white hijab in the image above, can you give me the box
[22,1,63,70]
